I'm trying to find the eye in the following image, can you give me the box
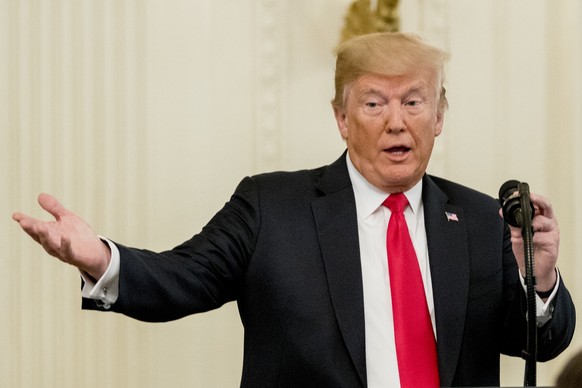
[405,99,422,107]
[362,100,384,116]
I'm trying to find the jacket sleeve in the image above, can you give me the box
[82,176,261,322]
[499,223,576,362]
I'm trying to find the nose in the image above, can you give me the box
[385,104,405,133]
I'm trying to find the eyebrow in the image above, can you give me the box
[358,84,430,99]
[403,83,430,96]
[360,88,384,96]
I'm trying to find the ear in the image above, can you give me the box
[434,110,444,137]
[333,106,349,140]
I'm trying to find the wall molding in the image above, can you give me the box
[253,0,287,172]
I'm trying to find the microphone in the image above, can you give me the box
[499,179,538,385]
[498,180,534,227]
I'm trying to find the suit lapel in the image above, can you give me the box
[311,154,367,387]
[422,175,470,387]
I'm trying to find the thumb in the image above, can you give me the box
[38,193,69,220]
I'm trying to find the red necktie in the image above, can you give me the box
[383,193,440,388]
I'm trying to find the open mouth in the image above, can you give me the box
[385,146,411,154]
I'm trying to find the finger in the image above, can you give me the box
[13,214,42,243]
[38,193,70,221]
[533,233,559,249]
[36,222,68,260]
[12,212,34,229]
[12,212,27,222]
[532,216,558,234]
[529,193,554,219]
[21,222,43,245]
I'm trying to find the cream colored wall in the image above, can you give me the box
[2,0,580,387]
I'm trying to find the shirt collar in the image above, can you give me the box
[345,152,423,219]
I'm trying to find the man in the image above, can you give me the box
[13,32,575,387]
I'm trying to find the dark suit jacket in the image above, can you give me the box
[84,152,575,387]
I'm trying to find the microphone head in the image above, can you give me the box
[499,179,522,227]
[499,179,520,204]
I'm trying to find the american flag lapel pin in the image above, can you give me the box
[445,211,459,222]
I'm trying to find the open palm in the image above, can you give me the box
[13,193,111,280]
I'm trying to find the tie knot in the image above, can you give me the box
[383,193,409,213]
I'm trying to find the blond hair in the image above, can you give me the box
[332,32,449,113]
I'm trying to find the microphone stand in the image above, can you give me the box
[518,182,537,387]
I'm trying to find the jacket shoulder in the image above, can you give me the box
[426,175,500,211]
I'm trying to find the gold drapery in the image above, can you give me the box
[339,0,400,45]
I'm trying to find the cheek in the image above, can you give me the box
[345,111,388,153]
[415,130,437,160]
[412,117,439,143]
[349,122,379,150]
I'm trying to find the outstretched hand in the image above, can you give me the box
[12,193,111,281]
[501,192,559,292]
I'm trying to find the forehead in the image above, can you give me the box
[350,73,433,96]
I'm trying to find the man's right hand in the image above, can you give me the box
[12,193,111,281]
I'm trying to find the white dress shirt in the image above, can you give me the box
[346,153,432,388]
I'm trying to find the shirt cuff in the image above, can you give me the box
[80,236,120,309]
[519,268,560,326]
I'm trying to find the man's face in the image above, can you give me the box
[334,73,444,193]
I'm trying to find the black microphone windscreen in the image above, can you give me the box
[499,179,520,203]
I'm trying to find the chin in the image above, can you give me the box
[378,171,420,192]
